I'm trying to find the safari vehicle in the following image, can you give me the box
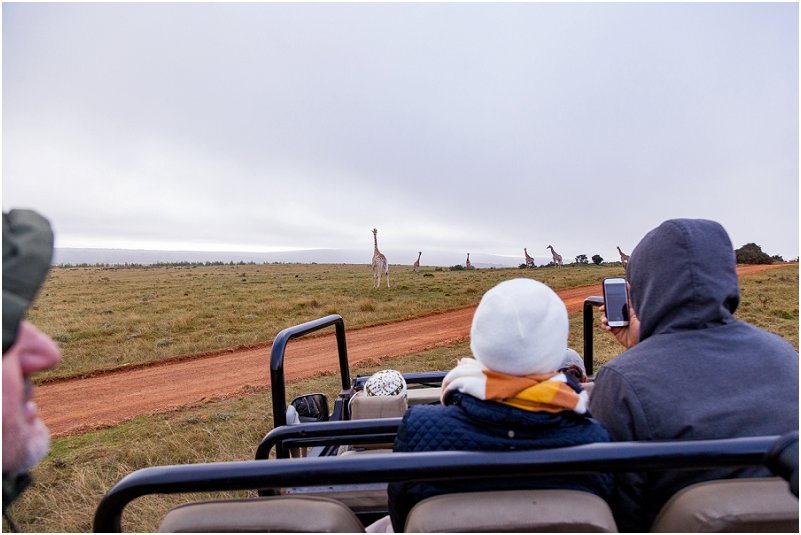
[93,298,799,532]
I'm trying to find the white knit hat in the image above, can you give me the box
[470,278,568,376]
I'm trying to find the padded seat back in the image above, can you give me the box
[349,390,407,420]
[406,387,442,406]
[346,390,408,450]
[650,477,799,532]
[157,495,365,533]
[404,489,618,532]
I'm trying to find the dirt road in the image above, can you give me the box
[36,264,785,437]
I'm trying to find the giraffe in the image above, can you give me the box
[371,228,390,289]
[524,248,536,268]
[413,251,422,272]
[617,246,630,266]
[465,253,472,269]
[546,245,563,268]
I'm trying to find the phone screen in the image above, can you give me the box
[604,279,630,325]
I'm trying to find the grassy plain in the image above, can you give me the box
[9,264,798,532]
[30,262,627,381]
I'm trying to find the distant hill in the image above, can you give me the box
[52,248,546,268]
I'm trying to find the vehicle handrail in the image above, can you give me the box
[94,433,791,532]
[270,315,350,428]
[255,418,403,460]
[583,296,604,375]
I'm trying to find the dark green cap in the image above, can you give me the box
[3,210,54,354]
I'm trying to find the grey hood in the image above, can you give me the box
[627,219,740,341]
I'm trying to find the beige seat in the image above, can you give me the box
[349,390,408,420]
[347,390,408,450]
[650,477,799,532]
[157,495,365,532]
[407,387,442,406]
[404,489,618,532]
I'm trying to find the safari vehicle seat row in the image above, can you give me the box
[156,479,799,533]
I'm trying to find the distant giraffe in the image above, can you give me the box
[617,246,630,266]
[371,228,390,288]
[524,248,535,268]
[546,245,563,268]
[465,253,472,269]
[413,251,422,272]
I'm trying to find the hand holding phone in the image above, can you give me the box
[603,277,630,327]
[601,278,640,349]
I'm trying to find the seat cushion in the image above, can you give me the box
[650,477,799,533]
[158,495,365,533]
[404,489,618,532]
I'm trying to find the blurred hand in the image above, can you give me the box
[600,283,640,349]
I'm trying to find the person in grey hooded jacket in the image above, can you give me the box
[589,218,799,532]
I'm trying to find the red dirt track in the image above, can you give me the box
[36,264,785,437]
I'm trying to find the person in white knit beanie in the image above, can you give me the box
[470,278,569,376]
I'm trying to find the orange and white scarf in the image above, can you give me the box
[441,358,588,414]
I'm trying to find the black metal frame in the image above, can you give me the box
[261,298,603,462]
[267,297,604,442]
[270,314,351,428]
[583,295,604,376]
[255,418,403,460]
[268,312,447,457]
[93,432,795,532]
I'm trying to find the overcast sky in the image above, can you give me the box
[3,2,798,264]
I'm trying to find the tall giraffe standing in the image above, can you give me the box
[413,251,422,272]
[617,246,630,266]
[371,228,390,289]
[524,248,535,268]
[465,253,472,269]
[546,245,563,268]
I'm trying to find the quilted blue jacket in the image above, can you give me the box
[387,391,613,531]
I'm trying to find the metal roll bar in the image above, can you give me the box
[255,418,403,460]
[270,314,350,428]
[583,296,604,375]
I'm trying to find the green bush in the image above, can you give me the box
[592,255,603,265]
[735,243,773,265]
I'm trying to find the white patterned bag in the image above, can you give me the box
[364,369,407,397]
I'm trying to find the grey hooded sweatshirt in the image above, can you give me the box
[589,219,799,532]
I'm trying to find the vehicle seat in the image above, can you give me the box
[406,387,442,406]
[346,390,407,451]
[157,495,365,532]
[349,390,407,420]
[650,477,799,532]
[404,489,618,532]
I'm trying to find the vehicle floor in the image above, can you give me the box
[37,264,780,437]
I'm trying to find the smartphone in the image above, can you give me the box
[603,277,630,327]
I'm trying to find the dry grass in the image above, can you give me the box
[8,264,796,532]
[30,263,627,381]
